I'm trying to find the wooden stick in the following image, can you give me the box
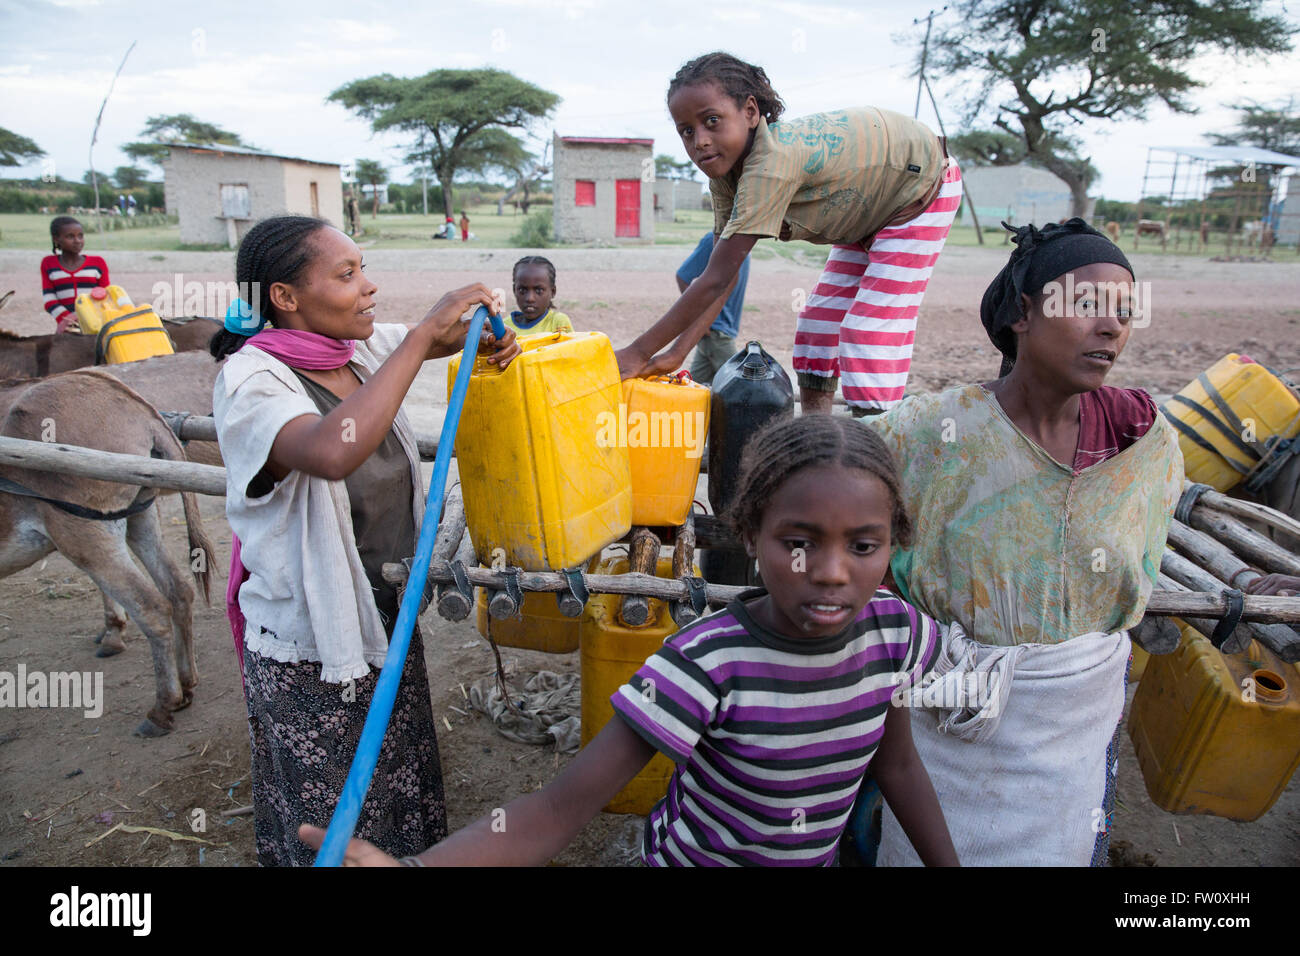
[384,561,751,606]
[435,531,477,622]
[1167,519,1262,591]
[430,491,466,567]
[1186,507,1300,577]
[0,435,226,496]
[1191,484,1300,542]
[621,527,661,626]
[671,511,698,626]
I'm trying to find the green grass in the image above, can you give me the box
[5,206,1296,263]
[0,212,194,251]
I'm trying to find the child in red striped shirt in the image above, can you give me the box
[40,216,110,332]
[614,52,962,417]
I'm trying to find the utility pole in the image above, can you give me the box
[89,40,136,232]
[912,9,942,119]
[911,9,983,244]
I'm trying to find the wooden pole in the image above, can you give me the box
[1185,507,1300,577]
[1167,519,1262,590]
[0,435,226,496]
[1192,484,1300,542]
[671,511,698,626]
[620,527,661,627]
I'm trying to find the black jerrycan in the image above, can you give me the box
[702,341,795,588]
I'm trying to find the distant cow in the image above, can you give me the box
[1134,219,1168,250]
[1104,221,1121,243]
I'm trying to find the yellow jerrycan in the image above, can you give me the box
[75,285,174,364]
[1162,354,1300,492]
[450,331,631,571]
[579,553,697,814]
[619,374,710,527]
[1129,619,1300,821]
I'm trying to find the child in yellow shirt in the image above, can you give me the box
[505,256,574,336]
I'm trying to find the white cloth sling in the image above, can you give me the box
[878,622,1129,866]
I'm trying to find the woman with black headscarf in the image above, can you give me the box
[868,219,1183,865]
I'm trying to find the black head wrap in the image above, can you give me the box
[979,217,1134,376]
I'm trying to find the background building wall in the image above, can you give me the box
[960,164,1090,225]
[553,135,654,243]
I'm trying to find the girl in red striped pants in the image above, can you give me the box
[614,51,961,418]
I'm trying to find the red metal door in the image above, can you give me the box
[615,179,640,237]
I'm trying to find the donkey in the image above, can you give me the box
[0,317,220,380]
[0,370,213,736]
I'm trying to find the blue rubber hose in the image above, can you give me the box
[314,305,506,867]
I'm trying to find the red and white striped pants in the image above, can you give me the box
[793,159,962,411]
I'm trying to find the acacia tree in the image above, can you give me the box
[123,114,252,171]
[1206,96,1300,193]
[950,128,1098,186]
[329,68,559,218]
[0,127,43,167]
[353,159,388,217]
[113,165,148,190]
[655,154,696,180]
[922,0,1294,216]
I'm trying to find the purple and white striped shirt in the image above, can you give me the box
[611,588,940,866]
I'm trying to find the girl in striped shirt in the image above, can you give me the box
[40,216,111,332]
[615,52,962,418]
[301,415,958,867]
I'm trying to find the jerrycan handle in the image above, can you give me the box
[740,341,771,380]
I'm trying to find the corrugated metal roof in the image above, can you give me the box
[167,142,340,167]
[559,136,654,147]
[1159,145,1300,166]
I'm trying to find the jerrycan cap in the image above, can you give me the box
[90,287,108,301]
[740,341,771,380]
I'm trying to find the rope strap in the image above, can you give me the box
[680,575,709,615]
[1174,481,1214,525]
[501,567,525,618]
[0,474,155,521]
[559,566,589,609]
[1210,589,1245,649]
[448,558,474,606]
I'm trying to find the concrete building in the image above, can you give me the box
[552,135,654,243]
[163,143,343,247]
[959,164,1091,227]
[653,178,707,222]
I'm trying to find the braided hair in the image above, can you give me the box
[49,216,81,253]
[667,52,785,125]
[512,255,556,287]
[209,215,330,360]
[728,415,911,549]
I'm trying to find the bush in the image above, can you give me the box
[0,188,46,213]
[510,208,553,247]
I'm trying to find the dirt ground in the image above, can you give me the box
[0,244,1297,867]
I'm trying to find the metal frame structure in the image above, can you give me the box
[1137,145,1300,252]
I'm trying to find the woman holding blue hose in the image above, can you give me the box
[210,215,519,866]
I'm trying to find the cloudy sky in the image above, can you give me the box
[2,0,1297,200]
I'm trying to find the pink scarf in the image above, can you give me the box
[226,329,358,672]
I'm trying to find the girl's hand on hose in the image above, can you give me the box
[478,325,521,369]
[418,283,498,358]
[298,824,401,867]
